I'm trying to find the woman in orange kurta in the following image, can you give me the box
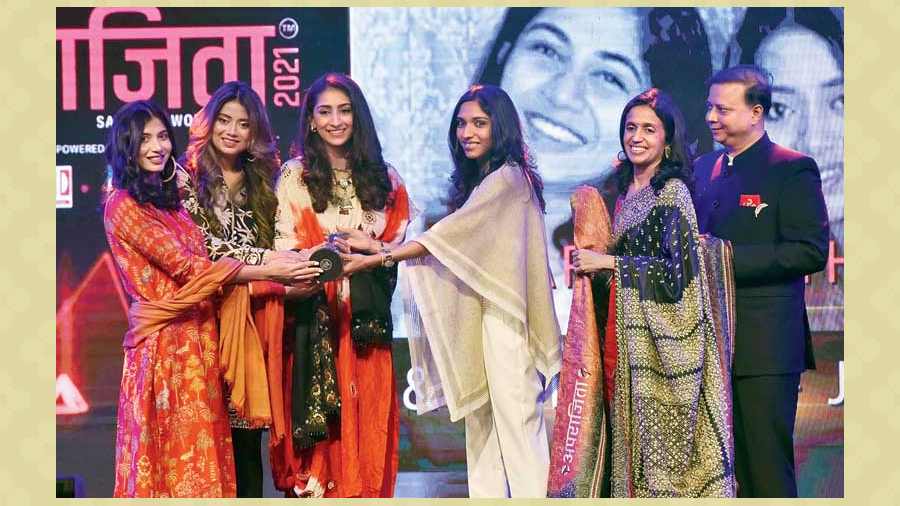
[103,100,319,497]
[269,73,413,498]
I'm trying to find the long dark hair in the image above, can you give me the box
[105,100,180,209]
[291,73,391,213]
[475,7,713,156]
[182,81,280,248]
[446,84,545,213]
[614,88,693,195]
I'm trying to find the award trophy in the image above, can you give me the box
[309,232,346,282]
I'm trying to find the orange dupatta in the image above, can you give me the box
[127,256,288,444]
[219,281,288,443]
[125,257,243,348]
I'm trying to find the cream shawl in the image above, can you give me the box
[405,163,562,421]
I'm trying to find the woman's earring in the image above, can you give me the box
[617,150,628,162]
[664,145,672,160]
[310,124,317,133]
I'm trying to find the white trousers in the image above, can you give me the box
[464,302,550,498]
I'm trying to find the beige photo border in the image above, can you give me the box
[13,0,884,503]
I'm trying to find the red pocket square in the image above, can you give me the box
[740,194,761,207]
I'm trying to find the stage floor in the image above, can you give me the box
[58,389,842,497]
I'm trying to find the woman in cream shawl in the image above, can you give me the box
[342,85,561,497]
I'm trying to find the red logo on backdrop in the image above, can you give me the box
[56,7,279,111]
[57,165,73,209]
[739,194,761,207]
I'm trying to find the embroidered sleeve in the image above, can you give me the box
[205,234,267,265]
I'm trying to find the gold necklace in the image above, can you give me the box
[332,174,355,215]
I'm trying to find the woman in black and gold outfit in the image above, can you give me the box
[178,80,320,497]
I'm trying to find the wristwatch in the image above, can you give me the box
[381,247,395,268]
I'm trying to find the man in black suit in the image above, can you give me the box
[693,65,829,497]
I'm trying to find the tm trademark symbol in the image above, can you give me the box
[278,18,299,40]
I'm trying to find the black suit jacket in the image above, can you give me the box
[693,133,829,376]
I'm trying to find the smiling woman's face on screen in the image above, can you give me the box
[499,7,649,185]
[755,24,844,226]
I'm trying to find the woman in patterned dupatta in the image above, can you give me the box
[570,89,736,497]
[103,100,319,497]
[342,84,561,498]
[269,73,413,498]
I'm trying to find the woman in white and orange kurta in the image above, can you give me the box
[269,73,413,498]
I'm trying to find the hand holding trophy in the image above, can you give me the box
[307,232,348,281]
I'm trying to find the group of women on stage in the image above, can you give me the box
[103,68,734,497]
[104,73,411,498]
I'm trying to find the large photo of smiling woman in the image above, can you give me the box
[473,7,713,325]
